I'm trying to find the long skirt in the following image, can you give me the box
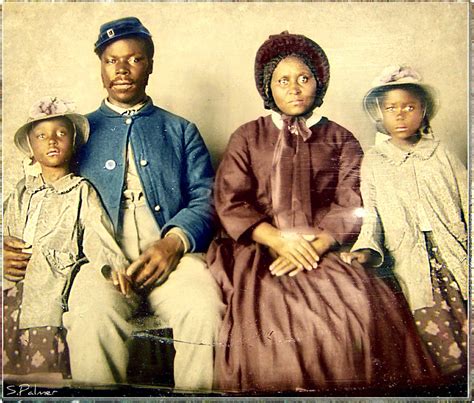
[208,239,439,394]
[3,282,71,378]
[412,233,467,376]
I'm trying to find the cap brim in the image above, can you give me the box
[95,32,150,53]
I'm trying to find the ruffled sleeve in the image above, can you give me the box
[444,146,468,229]
[2,179,27,290]
[79,182,129,276]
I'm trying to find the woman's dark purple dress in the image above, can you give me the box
[208,115,438,393]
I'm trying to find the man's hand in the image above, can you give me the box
[3,236,32,282]
[126,234,184,289]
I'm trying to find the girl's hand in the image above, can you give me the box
[3,236,32,282]
[111,270,133,296]
[340,249,378,267]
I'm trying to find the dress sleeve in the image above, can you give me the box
[446,147,468,227]
[3,191,15,238]
[317,130,364,244]
[79,183,129,275]
[215,127,269,242]
[351,153,385,263]
[2,187,22,290]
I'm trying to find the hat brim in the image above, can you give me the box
[14,113,90,156]
[363,81,438,129]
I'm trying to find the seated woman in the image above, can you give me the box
[208,32,439,394]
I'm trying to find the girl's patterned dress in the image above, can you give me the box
[412,233,467,375]
[4,282,70,377]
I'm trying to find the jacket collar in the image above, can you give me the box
[374,136,439,165]
[25,173,84,195]
[99,97,155,118]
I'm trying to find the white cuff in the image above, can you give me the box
[165,227,190,253]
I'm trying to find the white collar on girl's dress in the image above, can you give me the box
[374,136,440,165]
[271,111,322,130]
[25,173,84,194]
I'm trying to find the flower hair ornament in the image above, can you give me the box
[31,97,76,118]
[375,64,422,86]
[14,96,90,158]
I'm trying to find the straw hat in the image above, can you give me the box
[14,96,89,156]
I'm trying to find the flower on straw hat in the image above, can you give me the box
[14,96,90,157]
[30,97,76,119]
[373,64,422,87]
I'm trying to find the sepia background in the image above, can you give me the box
[3,2,469,196]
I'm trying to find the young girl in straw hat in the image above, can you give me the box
[208,34,439,394]
[3,96,131,382]
[342,65,467,380]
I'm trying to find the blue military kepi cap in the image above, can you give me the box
[94,17,152,52]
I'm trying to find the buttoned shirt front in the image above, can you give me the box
[104,99,190,257]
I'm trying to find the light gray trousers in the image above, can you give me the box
[63,253,225,391]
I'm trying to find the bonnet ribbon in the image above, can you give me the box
[271,115,314,230]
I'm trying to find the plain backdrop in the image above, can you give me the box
[3,2,469,196]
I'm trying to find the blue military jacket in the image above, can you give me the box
[78,99,215,252]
